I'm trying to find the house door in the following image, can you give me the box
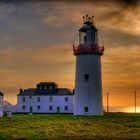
[29,106,33,113]
[57,106,60,113]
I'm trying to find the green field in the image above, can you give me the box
[0,113,140,140]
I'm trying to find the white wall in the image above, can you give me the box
[15,95,73,114]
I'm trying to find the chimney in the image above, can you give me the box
[20,89,23,93]
[73,89,75,94]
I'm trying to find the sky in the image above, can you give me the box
[0,0,140,109]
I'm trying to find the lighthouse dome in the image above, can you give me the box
[79,23,97,32]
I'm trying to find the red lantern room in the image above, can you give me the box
[73,15,104,55]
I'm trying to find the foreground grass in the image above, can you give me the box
[0,113,140,140]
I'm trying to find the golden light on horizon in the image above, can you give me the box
[123,107,140,113]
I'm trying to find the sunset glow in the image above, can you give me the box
[123,107,140,113]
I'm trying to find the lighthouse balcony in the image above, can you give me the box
[73,44,104,55]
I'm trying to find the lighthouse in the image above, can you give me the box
[73,15,104,115]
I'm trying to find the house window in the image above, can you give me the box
[22,105,26,110]
[49,86,53,90]
[65,106,68,111]
[49,97,53,102]
[65,97,68,102]
[22,97,25,102]
[39,86,42,90]
[84,35,87,42]
[85,107,88,112]
[44,86,47,90]
[29,96,32,99]
[84,74,89,81]
[37,97,40,102]
[49,106,52,111]
[37,105,40,110]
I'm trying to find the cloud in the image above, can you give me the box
[101,28,140,48]
[102,45,140,95]
[36,1,140,39]
[1,1,139,47]
[0,44,74,69]
[0,3,15,20]
[103,45,140,75]
[0,44,75,85]
[98,0,140,36]
[117,0,139,8]
[36,1,108,27]
[0,44,75,104]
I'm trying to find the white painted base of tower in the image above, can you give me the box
[74,54,103,116]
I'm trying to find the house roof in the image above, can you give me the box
[18,88,73,96]
[0,91,4,96]
[37,82,57,86]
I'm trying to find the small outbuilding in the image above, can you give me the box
[0,91,4,117]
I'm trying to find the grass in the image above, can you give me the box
[0,113,140,140]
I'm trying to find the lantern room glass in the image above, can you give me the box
[79,32,86,44]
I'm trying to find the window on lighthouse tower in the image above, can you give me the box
[84,74,89,81]
[79,32,86,44]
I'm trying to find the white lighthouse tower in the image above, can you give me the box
[73,15,104,115]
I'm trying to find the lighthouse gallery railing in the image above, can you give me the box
[73,44,104,55]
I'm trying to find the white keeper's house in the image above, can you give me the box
[15,82,74,114]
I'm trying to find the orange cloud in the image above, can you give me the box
[102,45,140,106]
[0,44,75,104]
[1,44,140,106]
[40,1,140,36]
